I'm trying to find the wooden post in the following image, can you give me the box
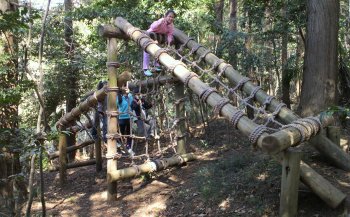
[279,150,302,217]
[175,83,187,154]
[58,133,67,186]
[327,126,341,147]
[106,37,119,201]
[94,111,103,172]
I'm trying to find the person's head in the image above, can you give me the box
[164,9,176,25]
[133,87,141,100]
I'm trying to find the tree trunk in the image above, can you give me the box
[0,0,19,129]
[281,3,291,108]
[299,0,339,116]
[64,0,78,161]
[229,0,237,68]
[214,0,224,56]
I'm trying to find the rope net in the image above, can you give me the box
[151,41,323,146]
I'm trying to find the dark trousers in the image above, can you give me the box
[119,118,131,148]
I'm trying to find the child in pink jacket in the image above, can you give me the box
[143,9,176,76]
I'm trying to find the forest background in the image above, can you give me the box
[1,0,350,215]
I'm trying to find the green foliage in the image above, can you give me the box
[324,106,350,126]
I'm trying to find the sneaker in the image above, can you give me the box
[155,67,162,72]
[127,149,135,157]
[144,69,153,76]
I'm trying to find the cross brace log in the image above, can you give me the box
[79,76,179,105]
[48,140,95,159]
[49,159,96,172]
[56,87,107,130]
[172,28,350,171]
[299,161,346,208]
[107,153,196,182]
[128,75,179,93]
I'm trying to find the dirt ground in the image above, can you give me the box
[31,118,350,217]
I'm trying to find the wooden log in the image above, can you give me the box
[77,76,179,113]
[261,113,335,155]
[256,135,347,209]
[66,121,93,133]
[326,126,341,147]
[299,161,346,208]
[279,150,302,217]
[58,133,67,186]
[98,24,167,44]
[49,140,95,159]
[172,28,350,171]
[56,87,107,130]
[49,159,96,172]
[98,24,129,39]
[128,75,179,93]
[108,153,196,182]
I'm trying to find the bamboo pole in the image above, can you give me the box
[94,111,103,172]
[108,153,195,182]
[98,24,167,44]
[175,83,187,154]
[49,140,95,159]
[128,75,179,93]
[113,17,346,208]
[76,75,179,119]
[172,28,350,171]
[56,87,107,130]
[106,37,119,201]
[58,133,67,186]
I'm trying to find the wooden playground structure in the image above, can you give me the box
[52,17,350,216]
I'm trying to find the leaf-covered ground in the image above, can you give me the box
[31,118,350,217]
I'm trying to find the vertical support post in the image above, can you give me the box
[175,83,187,154]
[95,111,102,172]
[327,126,341,147]
[58,133,67,186]
[106,37,119,201]
[279,150,302,217]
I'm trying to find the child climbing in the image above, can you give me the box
[116,88,134,155]
[143,9,176,76]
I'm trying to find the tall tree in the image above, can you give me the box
[228,0,237,68]
[0,0,19,129]
[64,0,79,161]
[281,2,291,108]
[299,0,340,116]
[213,0,224,56]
